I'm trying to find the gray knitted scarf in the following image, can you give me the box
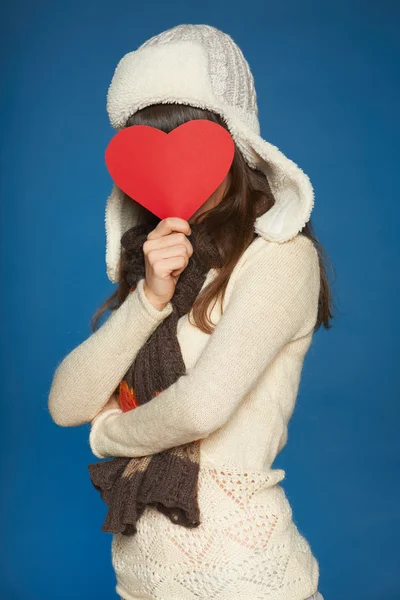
[88,221,223,536]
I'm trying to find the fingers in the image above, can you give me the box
[146,243,191,263]
[142,218,194,298]
[143,236,193,262]
[160,255,190,278]
[143,218,194,259]
[147,217,191,240]
[146,250,190,279]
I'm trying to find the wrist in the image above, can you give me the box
[143,281,169,312]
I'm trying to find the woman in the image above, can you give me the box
[48,24,334,600]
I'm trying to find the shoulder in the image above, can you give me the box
[220,234,320,317]
[239,233,319,284]
[222,233,320,336]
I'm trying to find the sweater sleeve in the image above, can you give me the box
[89,235,320,459]
[48,278,174,427]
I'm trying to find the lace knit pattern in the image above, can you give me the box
[112,460,319,600]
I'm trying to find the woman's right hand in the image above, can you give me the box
[142,217,194,311]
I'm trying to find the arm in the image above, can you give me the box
[48,278,173,427]
[89,235,320,459]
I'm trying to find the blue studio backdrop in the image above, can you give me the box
[1,2,399,599]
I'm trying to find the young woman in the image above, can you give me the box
[49,24,334,600]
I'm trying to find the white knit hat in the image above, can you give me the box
[105,23,314,283]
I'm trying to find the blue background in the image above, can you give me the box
[1,1,398,599]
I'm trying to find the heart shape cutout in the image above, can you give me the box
[105,120,235,221]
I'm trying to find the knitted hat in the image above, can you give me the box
[105,23,314,283]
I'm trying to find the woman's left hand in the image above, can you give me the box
[91,394,120,425]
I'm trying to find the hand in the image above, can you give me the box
[91,394,120,425]
[142,217,193,310]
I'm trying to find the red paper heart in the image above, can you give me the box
[105,120,235,221]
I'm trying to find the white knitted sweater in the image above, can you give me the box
[49,233,321,600]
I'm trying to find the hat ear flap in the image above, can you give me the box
[225,116,314,243]
[105,183,141,283]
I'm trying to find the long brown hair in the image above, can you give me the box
[91,103,336,334]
